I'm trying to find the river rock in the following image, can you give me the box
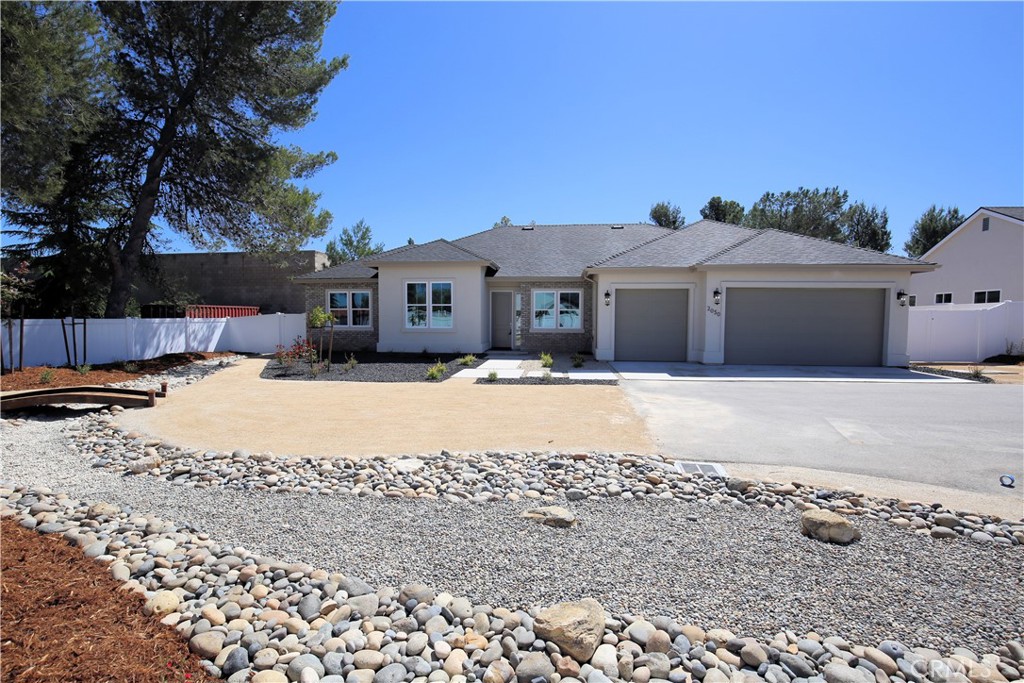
[534,598,606,661]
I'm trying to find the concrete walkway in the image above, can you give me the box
[116,358,653,458]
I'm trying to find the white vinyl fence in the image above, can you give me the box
[908,301,1024,362]
[0,314,306,369]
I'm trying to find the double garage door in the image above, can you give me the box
[614,287,885,366]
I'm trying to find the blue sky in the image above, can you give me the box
[200,2,1024,255]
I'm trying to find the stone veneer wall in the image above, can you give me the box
[504,279,594,354]
[302,281,380,353]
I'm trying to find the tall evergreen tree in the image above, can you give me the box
[904,205,964,257]
[843,202,891,252]
[699,196,745,224]
[743,187,848,241]
[649,201,685,229]
[326,219,385,266]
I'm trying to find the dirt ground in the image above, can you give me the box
[0,517,217,683]
[0,352,235,393]
[115,357,654,457]
[913,362,1024,384]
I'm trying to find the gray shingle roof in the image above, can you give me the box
[294,259,378,281]
[454,223,672,278]
[983,206,1024,221]
[293,239,497,281]
[590,220,757,268]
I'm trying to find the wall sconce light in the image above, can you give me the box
[713,288,722,306]
[896,289,907,307]
[604,290,611,306]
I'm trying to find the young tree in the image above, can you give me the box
[743,187,848,242]
[325,219,385,266]
[92,2,347,317]
[842,202,891,252]
[649,201,684,229]
[904,205,964,257]
[699,196,745,224]
[492,216,513,228]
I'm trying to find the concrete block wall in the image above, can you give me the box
[136,251,328,314]
[302,281,380,353]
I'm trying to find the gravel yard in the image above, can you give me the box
[2,413,1022,655]
[260,352,483,383]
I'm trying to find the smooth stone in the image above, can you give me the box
[190,631,227,660]
[590,644,618,678]
[800,510,861,545]
[517,652,556,683]
[376,663,410,683]
[288,654,326,681]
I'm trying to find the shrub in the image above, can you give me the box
[308,306,331,329]
[74,363,91,375]
[39,368,54,384]
[342,353,358,372]
[122,361,140,373]
[540,370,552,383]
[309,361,326,378]
[486,370,498,382]
[571,352,585,368]
[967,364,984,380]
[426,359,447,381]
[540,351,553,368]
[457,354,478,366]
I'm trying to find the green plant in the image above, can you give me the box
[308,305,331,329]
[540,370,553,383]
[122,361,140,373]
[39,368,55,384]
[426,359,447,381]
[540,351,553,368]
[486,370,498,382]
[74,363,91,375]
[967,364,984,380]
[342,353,358,372]
[457,354,477,366]
[571,352,584,368]
[308,361,326,378]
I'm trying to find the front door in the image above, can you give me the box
[490,291,513,349]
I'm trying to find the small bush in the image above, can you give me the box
[308,306,331,329]
[571,352,585,368]
[540,370,552,383]
[540,351,554,368]
[74,363,91,375]
[486,370,498,382]
[967,364,984,380]
[122,361,140,373]
[457,354,478,366]
[39,368,55,384]
[342,353,358,372]
[309,361,326,378]
[426,359,447,381]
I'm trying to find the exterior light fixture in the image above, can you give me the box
[896,289,907,307]
[604,290,611,306]
[713,288,722,305]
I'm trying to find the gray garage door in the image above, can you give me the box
[614,289,688,361]
[724,288,885,366]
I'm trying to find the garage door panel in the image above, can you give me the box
[614,289,688,361]
[724,288,884,366]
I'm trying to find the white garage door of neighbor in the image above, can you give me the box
[614,289,688,361]
[724,288,885,366]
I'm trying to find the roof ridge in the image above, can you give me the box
[586,229,683,268]
[981,206,1024,221]
[693,228,767,266]
[757,227,929,264]
[434,238,500,268]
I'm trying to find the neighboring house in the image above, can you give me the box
[136,250,327,314]
[296,220,935,366]
[908,207,1023,307]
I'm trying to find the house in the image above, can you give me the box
[296,220,936,366]
[908,207,1023,306]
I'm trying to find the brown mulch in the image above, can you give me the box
[0,352,235,393]
[0,517,218,683]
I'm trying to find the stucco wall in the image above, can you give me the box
[909,213,1024,304]
[376,263,489,353]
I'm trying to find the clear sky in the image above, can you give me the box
[189,2,1024,255]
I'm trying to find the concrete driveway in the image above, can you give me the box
[610,361,963,382]
[620,379,1024,516]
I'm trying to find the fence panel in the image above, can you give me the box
[908,302,1024,362]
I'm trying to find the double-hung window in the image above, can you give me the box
[406,281,453,329]
[532,290,582,330]
[327,290,372,327]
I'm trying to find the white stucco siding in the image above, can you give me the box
[910,213,1024,305]
[591,269,705,362]
[375,263,488,353]
[701,267,913,366]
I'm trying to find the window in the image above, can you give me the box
[935,293,952,304]
[974,290,1001,304]
[532,289,582,330]
[982,217,990,231]
[406,281,453,329]
[908,295,916,307]
[327,290,372,327]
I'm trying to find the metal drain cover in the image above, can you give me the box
[673,461,729,478]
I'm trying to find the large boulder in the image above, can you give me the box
[521,506,577,528]
[801,509,861,545]
[533,598,605,661]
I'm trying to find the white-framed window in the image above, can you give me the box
[532,289,582,330]
[908,295,917,307]
[935,293,952,304]
[327,290,372,327]
[406,281,453,329]
[973,290,1001,304]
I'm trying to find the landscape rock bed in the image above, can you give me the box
[259,354,485,383]
[1,485,1022,683]
[474,378,618,386]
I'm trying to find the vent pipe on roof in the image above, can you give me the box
[521,225,534,231]
[611,225,624,229]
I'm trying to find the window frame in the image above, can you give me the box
[531,289,583,331]
[325,289,373,328]
[405,280,454,330]
[973,290,1001,304]
[935,293,952,304]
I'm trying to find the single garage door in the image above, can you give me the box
[614,289,688,361]
[724,288,884,366]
